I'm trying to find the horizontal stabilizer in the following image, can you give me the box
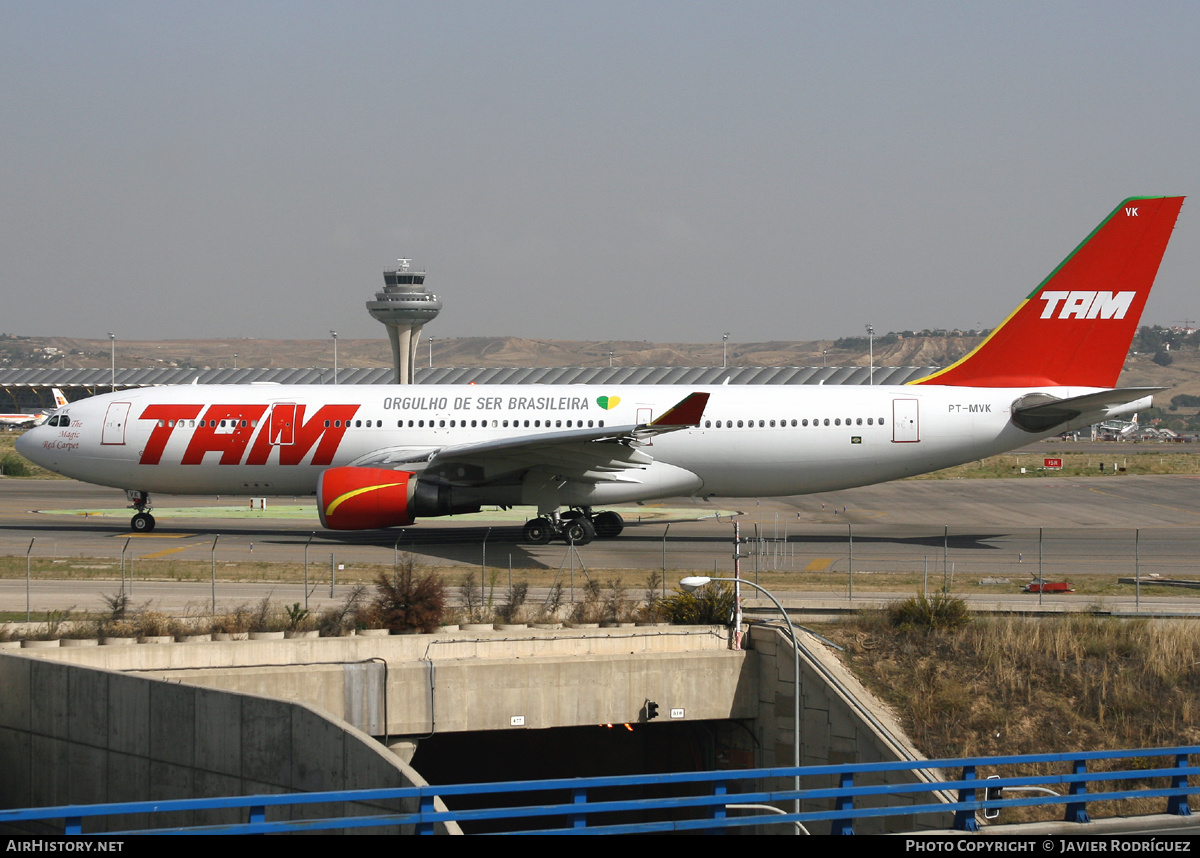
[1011,388,1162,433]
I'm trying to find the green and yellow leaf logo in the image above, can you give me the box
[596,395,621,410]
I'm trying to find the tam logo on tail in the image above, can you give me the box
[912,196,1184,389]
[1038,291,1134,320]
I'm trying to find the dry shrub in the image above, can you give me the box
[496,582,529,623]
[210,604,254,634]
[569,579,604,624]
[654,582,735,625]
[135,610,172,638]
[886,592,970,632]
[319,585,368,636]
[368,556,446,633]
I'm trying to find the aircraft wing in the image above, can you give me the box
[1011,388,1163,433]
[348,392,710,485]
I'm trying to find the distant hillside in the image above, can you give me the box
[4,332,1200,403]
[0,333,985,372]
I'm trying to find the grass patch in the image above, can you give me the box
[913,451,1200,480]
[0,432,61,479]
[2,555,1199,602]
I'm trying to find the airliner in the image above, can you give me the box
[1,389,69,428]
[16,197,1184,542]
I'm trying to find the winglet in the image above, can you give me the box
[651,392,710,427]
[911,196,1184,388]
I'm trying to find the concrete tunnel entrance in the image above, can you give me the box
[407,719,748,833]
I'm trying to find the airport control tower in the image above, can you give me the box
[366,259,442,384]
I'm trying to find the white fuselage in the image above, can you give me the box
[17,382,1115,507]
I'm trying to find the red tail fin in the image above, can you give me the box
[912,196,1184,388]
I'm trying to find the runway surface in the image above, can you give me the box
[2,475,1199,615]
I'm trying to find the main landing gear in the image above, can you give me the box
[522,508,624,546]
[126,490,156,533]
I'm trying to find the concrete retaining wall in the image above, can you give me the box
[748,624,951,834]
[0,653,457,834]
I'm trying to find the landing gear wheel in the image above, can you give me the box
[523,517,553,545]
[563,518,596,546]
[131,512,156,533]
[592,511,624,538]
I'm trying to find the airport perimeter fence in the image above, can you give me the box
[2,520,1199,620]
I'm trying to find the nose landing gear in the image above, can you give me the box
[126,490,156,533]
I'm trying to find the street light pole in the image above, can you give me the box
[722,332,730,368]
[330,331,338,384]
[108,332,116,393]
[680,575,800,823]
[866,324,875,385]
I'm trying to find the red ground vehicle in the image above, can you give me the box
[1022,579,1075,594]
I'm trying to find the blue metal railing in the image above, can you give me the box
[1,746,1196,835]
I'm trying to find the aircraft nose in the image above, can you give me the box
[14,427,47,467]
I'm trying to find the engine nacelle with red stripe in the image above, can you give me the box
[317,467,419,530]
[317,466,484,530]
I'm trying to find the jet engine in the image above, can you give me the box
[317,466,483,530]
[317,467,419,530]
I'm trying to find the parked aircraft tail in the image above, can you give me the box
[911,196,1184,388]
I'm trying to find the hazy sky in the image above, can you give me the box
[3,1,1198,345]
